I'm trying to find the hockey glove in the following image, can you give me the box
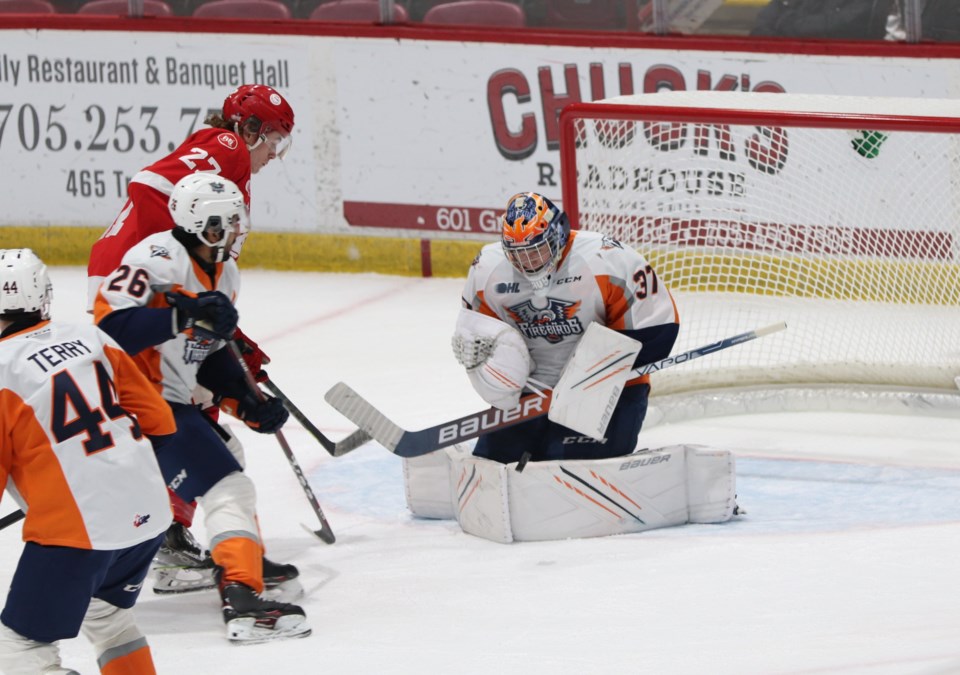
[233,326,270,383]
[218,392,289,434]
[165,291,238,341]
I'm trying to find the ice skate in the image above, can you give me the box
[220,580,311,644]
[262,557,303,602]
[152,523,216,595]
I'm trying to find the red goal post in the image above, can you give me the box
[558,91,960,418]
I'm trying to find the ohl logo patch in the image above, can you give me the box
[506,297,583,343]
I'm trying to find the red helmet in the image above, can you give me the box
[222,84,295,137]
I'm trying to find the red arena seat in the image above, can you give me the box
[422,0,523,26]
[540,0,623,30]
[76,0,173,14]
[192,0,291,18]
[0,0,56,12]
[308,0,407,22]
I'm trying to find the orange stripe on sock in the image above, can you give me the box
[212,536,264,593]
[100,645,156,675]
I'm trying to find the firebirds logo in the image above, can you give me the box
[182,335,217,365]
[506,297,583,343]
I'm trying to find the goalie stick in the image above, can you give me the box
[227,342,336,544]
[325,322,786,459]
[263,380,371,457]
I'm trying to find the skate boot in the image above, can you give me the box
[152,522,216,594]
[263,557,299,588]
[219,579,311,644]
[262,557,303,602]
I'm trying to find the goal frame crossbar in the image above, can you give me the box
[559,100,960,231]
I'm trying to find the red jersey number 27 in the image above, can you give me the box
[178,147,222,173]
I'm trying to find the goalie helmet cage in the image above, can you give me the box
[558,91,960,421]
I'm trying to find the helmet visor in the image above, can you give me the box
[251,131,293,160]
[504,238,555,276]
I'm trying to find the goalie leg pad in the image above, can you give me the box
[451,455,514,544]
[403,450,458,520]
[507,448,690,541]
[685,445,737,523]
[444,445,737,543]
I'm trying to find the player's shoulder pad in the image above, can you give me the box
[193,126,244,154]
[120,231,187,278]
[581,230,647,268]
[469,242,511,280]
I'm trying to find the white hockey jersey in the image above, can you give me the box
[0,321,174,550]
[92,230,241,405]
[462,230,679,387]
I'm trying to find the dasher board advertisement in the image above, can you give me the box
[0,31,321,232]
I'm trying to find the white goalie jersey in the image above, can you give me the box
[461,230,679,389]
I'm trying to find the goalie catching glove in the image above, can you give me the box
[452,308,532,410]
[217,391,289,434]
[166,290,238,341]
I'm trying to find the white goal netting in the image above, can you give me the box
[559,92,960,415]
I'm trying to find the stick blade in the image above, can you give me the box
[331,428,373,457]
[324,382,405,452]
[301,522,336,544]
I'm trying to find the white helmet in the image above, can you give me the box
[0,248,52,320]
[168,173,248,263]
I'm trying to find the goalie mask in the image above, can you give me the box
[500,192,570,294]
[168,174,249,263]
[0,248,52,320]
[222,84,295,159]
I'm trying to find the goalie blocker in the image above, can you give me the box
[403,444,737,543]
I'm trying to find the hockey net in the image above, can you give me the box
[559,92,960,418]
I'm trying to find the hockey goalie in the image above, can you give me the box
[404,192,739,543]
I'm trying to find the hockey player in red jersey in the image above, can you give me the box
[93,174,310,643]
[0,249,174,674]
[86,83,298,595]
[453,192,680,463]
[87,83,294,306]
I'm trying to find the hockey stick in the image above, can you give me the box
[0,510,24,531]
[262,380,371,457]
[325,321,787,459]
[227,342,336,544]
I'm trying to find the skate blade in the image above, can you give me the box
[226,615,312,644]
[152,566,217,595]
